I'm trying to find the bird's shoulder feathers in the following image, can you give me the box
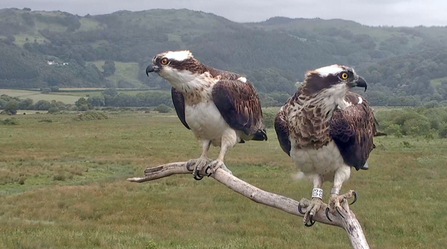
[330,92,377,170]
[212,78,267,140]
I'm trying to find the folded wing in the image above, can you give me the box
[329,93,377,170]
[212,79,267,141]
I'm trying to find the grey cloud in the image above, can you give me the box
[0,0,446,26]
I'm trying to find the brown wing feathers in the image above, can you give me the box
[212,80,267,140]
[274,108,291,155]
[330,94,376,170]
[171,87,190,130]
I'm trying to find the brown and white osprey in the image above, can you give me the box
[146,50,267,180]
[274,64,378,226]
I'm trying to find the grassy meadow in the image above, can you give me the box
[0,111,446,248]
[91,61,145,88]
[0,88,165,106]
[0,89,83,105]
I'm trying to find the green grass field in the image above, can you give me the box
[431,77,447,88]
[0,112,446,248]
[91,61,145,88]
[1,89,167,105]
[0,89,83,104]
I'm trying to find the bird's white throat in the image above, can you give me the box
[160,69,216,94]
[318,83,349,111]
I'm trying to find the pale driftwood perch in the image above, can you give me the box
[128,162,369,249]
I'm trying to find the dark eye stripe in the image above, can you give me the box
[340,71,354,79]
[348,71,354,78]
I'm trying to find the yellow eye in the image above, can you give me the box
[161,58,169,65]
[341,72,349,80]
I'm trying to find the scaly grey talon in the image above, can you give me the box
[350,191,357,205]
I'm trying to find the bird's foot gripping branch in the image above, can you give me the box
[128,161,370,249]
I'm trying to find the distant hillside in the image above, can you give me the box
[1,8,447,105]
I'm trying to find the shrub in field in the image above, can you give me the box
[421,107,447,129]
[48,106,59,113]
[87,96,105,107]
[402,117,430,136]
[77,105,89,111]
[18,98,34,110]
[99,90,172,107]
[440,125,447,138]
[154,104,172,113]
[75,111,108,121]
[0,118,18,125]
[38,119,53,123]
[50,86,60,92]
[0,99,6,109]
[145,240,157,249]
[53,173,66,181]
[402,141,412,148]
[4,100,18,115]
[75,97,91,111]
[384,123,401,135]
[376,107,447,138]
[34,100,52,110]
[262,111,275,129]
[424,100,439,108]
[41,88,51,94]
[0,172,26,185]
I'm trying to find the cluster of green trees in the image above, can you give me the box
[85,88,292,108]
[0,91,175,114]
[86,89,173,108]
[0,94,73,114]
[376,107,447,138]
[360,50,447,105]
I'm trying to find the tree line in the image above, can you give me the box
[376,107,447,139]
[3,91,447,140]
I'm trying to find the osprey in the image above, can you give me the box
[274,64,378,226]
[146,50,267,180]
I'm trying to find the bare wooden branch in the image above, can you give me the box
[128,162,369,249]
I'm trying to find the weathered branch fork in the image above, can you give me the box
[128,162,369,249]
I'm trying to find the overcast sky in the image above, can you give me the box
[1,0,446,27]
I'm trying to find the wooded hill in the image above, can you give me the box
[1,8,447,106]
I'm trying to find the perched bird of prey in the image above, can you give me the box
[274,64,378,226]
[146,50,267,180]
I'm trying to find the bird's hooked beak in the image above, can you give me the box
[352,76,367,92]
[146,64,160,76]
